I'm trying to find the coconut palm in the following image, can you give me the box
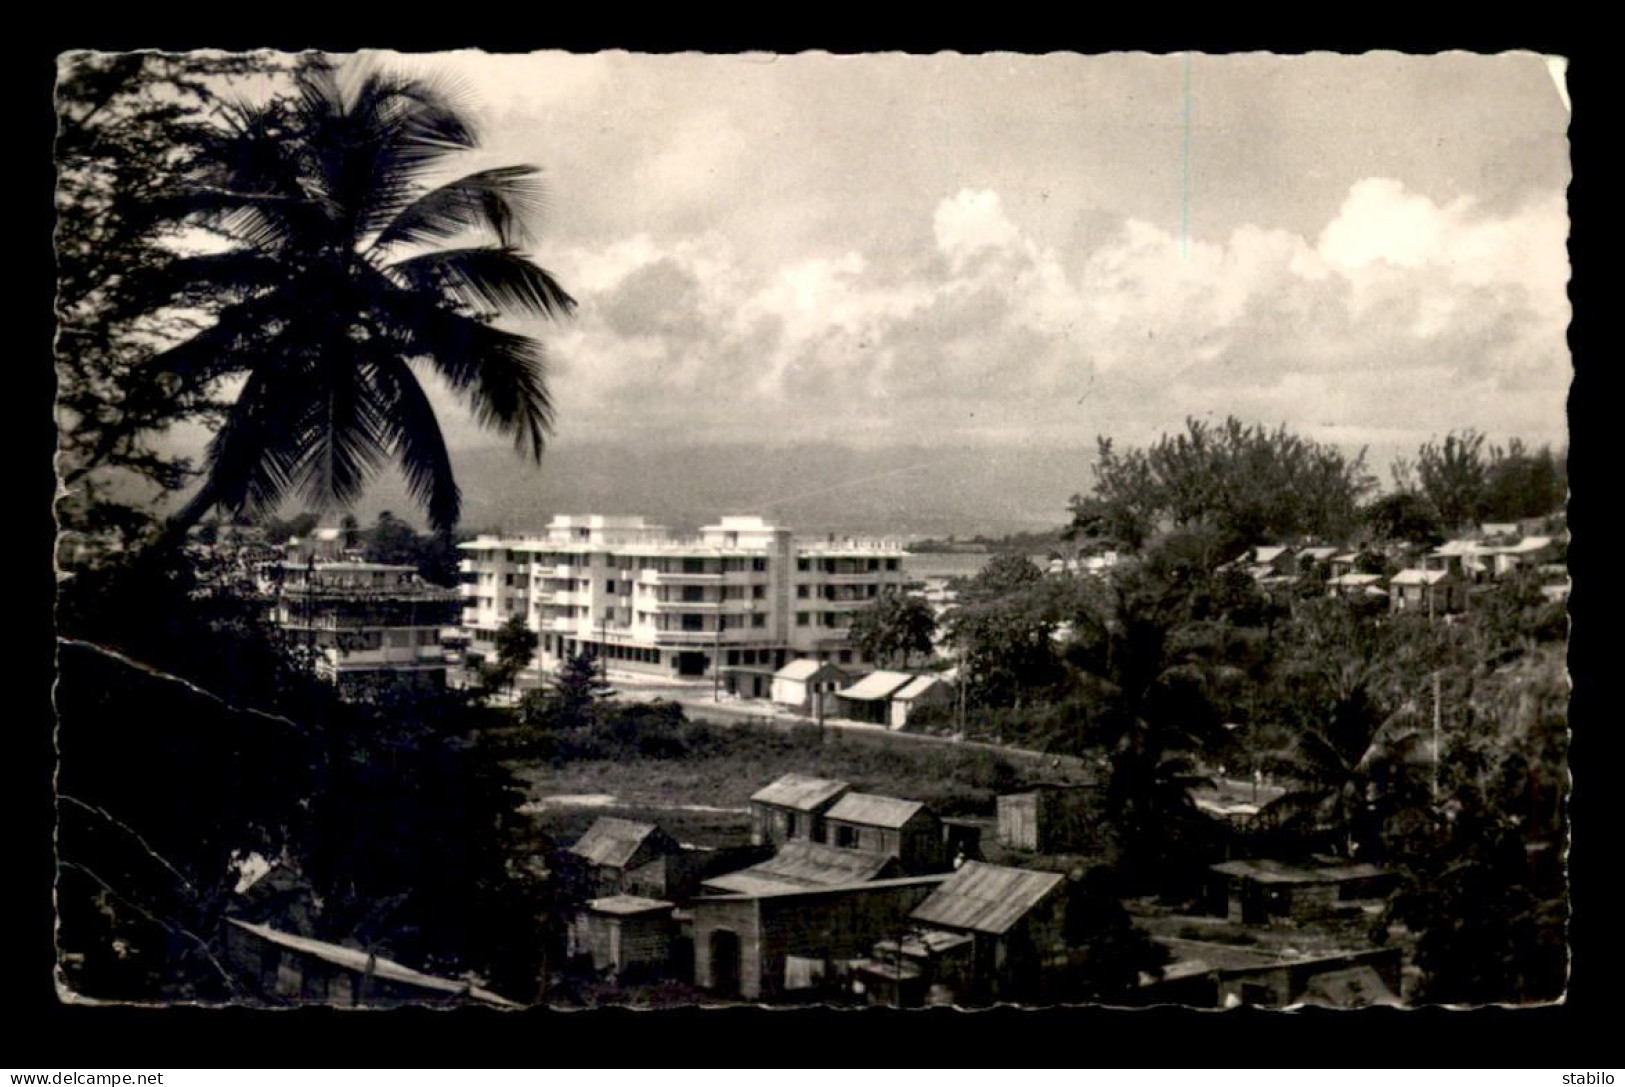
[151,60,574,536]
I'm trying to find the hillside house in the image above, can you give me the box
[749,774,851,848]
[823,793,947,873]
[1389,568,1466,616]
[565,817,683,899]
[1204,858,1395,926]
[566,895,678,981]
[1326,572,1387,601]
[1327,552,1362,580]
[1294,546,1340,578]
[770,659,850,714]
[906,861,1074,1004]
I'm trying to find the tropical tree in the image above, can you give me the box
[849,589,938,669]
[481,613,539,702]
[150,60,575,539]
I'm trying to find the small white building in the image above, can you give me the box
[770,659,850,714]
[889,675,954,731]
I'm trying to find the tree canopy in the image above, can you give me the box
[1067,417,1375,556]
[138,60,575,537]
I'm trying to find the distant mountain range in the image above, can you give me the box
[347,441,1098,540]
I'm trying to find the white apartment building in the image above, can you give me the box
[457,515,910,685]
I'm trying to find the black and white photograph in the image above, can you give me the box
[50,48,1572,1014]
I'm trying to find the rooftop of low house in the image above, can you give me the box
[750,773,851,812]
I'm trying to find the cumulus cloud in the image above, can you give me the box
[498,176,1567,453]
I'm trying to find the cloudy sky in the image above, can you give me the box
[368,50,1570,465]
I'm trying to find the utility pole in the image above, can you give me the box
[1431,669,1442,803]
[713,603,723,702]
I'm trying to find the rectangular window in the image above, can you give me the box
[683,558,705,574]
[835,825,859,849]
[797,558,810,572]
[752,614,766,628]
[606,580,616,594]
[796,612,810,626]
[682,585,705,603]
[838,649,852,664]
[682,614,704,632]
[753,585,766,599]
[886,558,898,571]
[753,557,767,572]
[797,585,809,598]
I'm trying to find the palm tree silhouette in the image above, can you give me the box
[154,59,574,537]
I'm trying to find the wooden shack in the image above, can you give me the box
[567,895,678,981]
[701,840,902,896]
[748,773,850,847]
[1205,858,1395,925]
[689,875,948,1001]
[907,861,1073,1004]
[566,817,682,899]
[996,783,1107,854]
[1136,937,1404,1008]
[823,792,946,873]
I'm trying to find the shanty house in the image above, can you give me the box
[567,894,678,981]
[223,919,519,1008]
[566,817,682,899]
[888,674,953,731]
[770,659,850,714]
[996,783,1108,855]
[835,670,915,725]
[690,875,948,1000]
[701,840,902,896]
[749,773,850,848]
[1389,568,1466,616]
[1136,937,1403,1008]
[908,861,1072,1003]
[823,792,946,873]
[1205,858,1395,925]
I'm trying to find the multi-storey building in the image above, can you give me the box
[457,515,910,684]
[273,536,461,697]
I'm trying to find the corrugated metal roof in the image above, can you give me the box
[569,817,665,869]
[226,920,520,1007]
[750,773,850,811]
[826,792,927,829]
[839,671,914,701]
[1210,858,1386,885]
[1253,546,1292,563]
[1328,573,1384,586]
[751,841,898,884]
[910,861,1065,935]
[893,675,945,701]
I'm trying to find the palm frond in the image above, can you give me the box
[192,362,315,519]
[389,246,576,320]
[370,166,547,253]
[287,352,392,514]
[368,357,461,532]
[385,302,555,461]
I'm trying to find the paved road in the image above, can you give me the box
[606,675,1100,777]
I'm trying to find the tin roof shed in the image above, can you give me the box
[750,773,851,812]
[910,861,1066,936]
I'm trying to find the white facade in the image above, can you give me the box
[457,515,910,684]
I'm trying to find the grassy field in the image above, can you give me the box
[504,716,1085,848]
